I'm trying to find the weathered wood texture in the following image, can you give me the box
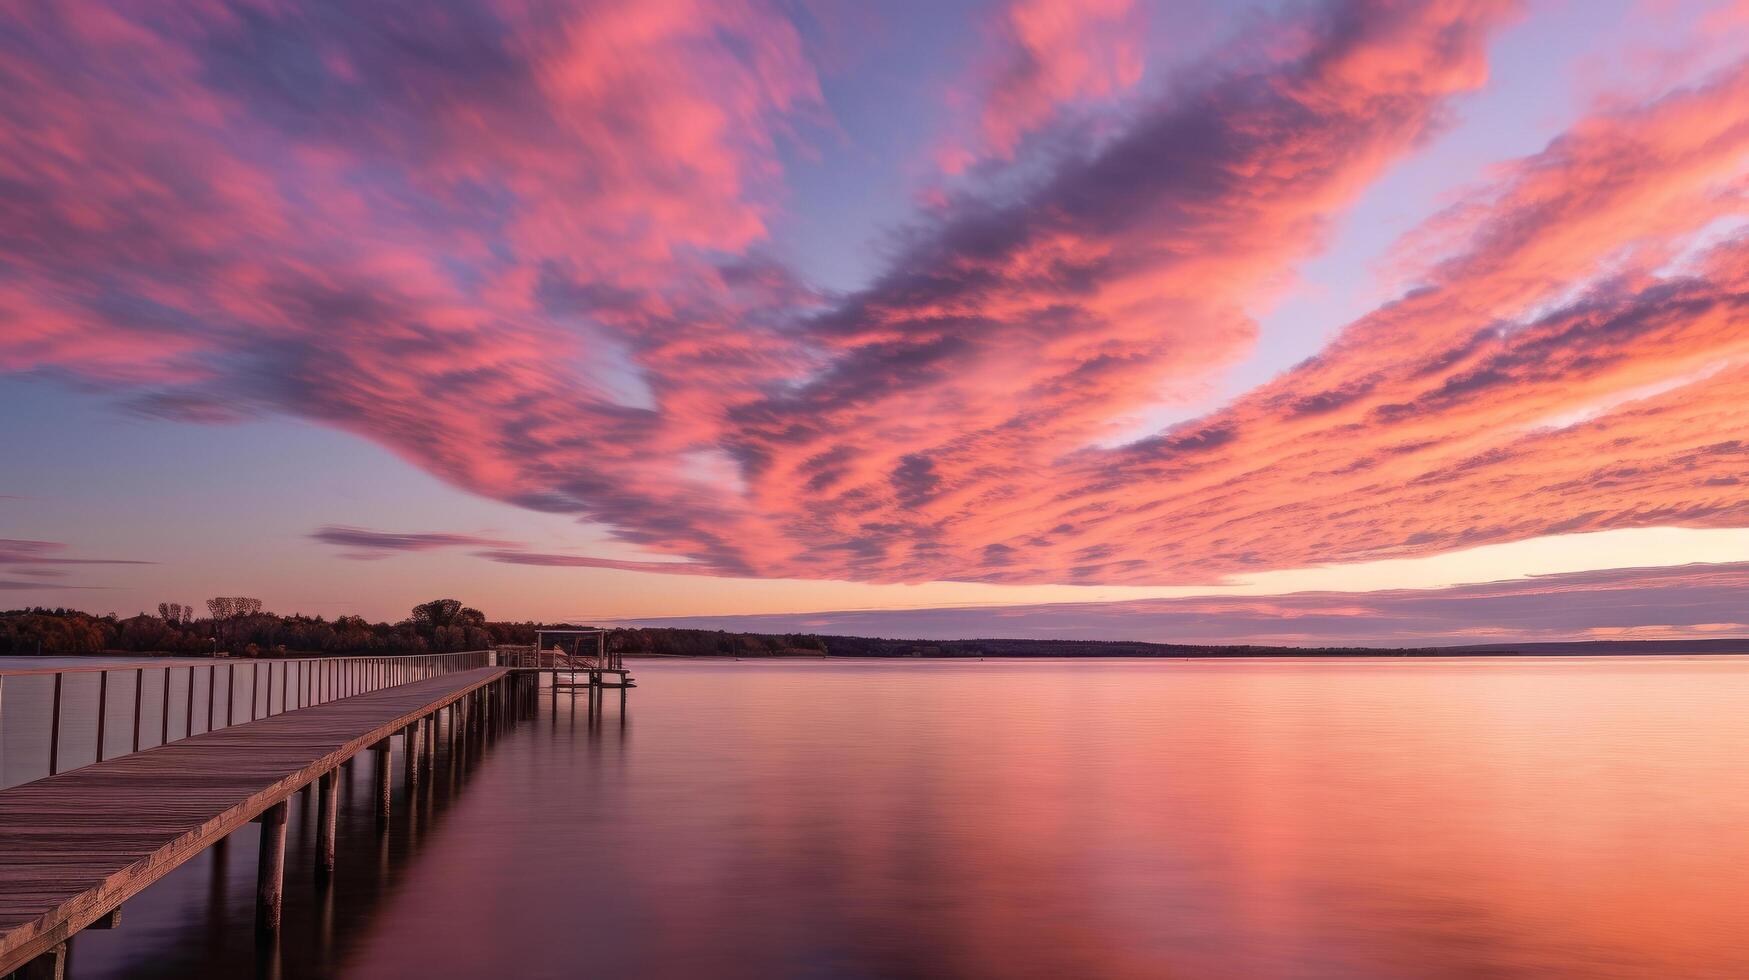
[315,769,338,879]
[254,801,288,935]
[0,667,506,975]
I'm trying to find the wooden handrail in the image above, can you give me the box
[0,651,496,788]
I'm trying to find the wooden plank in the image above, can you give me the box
[0,668,506,974]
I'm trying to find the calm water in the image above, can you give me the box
[33,657,1749,978]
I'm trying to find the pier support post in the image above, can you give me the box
[18,942,67,980]
[255,800,289,935]
[372,740,391,826]
[316,769,338,879]
[404,723,422,790]
[420,715,434,774]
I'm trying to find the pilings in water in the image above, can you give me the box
[15,943,65,980]
[403,721,422,792]
[372,739,392,828]
[315,769,338,880]
[2,672,544,978]
[247,676,522,948]
[254,800,289,935]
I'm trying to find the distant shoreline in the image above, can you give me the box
[9,634,1749,662]
[615,636,1749,659]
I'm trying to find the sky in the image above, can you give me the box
[4,0,1749,646]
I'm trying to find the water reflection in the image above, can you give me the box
[45,659,1749,978]
[61,681,541,979]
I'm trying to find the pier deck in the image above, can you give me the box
[0,666,510,976]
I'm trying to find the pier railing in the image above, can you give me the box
[495,646,624,672]
[0,651,490,790]
[496,630,622,672]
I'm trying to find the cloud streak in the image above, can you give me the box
[473,550,719,575]
[626,562,1749,647]
[0,540,153,567]
[310,526,521,557]
[0,580,111,592]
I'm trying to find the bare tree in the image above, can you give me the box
[206,598,263,653]
[206,597,263,621]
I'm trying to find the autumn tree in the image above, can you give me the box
[409,599,484,631]
[409,599,489,653]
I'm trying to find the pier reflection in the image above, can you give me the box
[59,672,594,979]
[39,659,1748,979]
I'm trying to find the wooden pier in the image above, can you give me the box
[0,666,531,978]
[498,631,636,711]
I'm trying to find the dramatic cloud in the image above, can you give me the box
[7,0,1749,594]
[628,562,1749,647]
[719,0,1519,582]
[937,0,1143,171]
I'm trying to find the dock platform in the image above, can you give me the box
[0,666,518,977]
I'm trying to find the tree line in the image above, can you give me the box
[0,601,839,658]
[0,598,500,656]
[0,602,1439,659]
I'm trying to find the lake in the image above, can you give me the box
[26,657,1749,978]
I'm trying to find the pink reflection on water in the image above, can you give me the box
[56,658,1749,978]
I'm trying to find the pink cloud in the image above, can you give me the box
[715,0,1518,581]
[0,0,1524,585]
[938,0,1144,172]
[10,0,1749,596]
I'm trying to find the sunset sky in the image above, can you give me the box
[5,0,1749,645]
